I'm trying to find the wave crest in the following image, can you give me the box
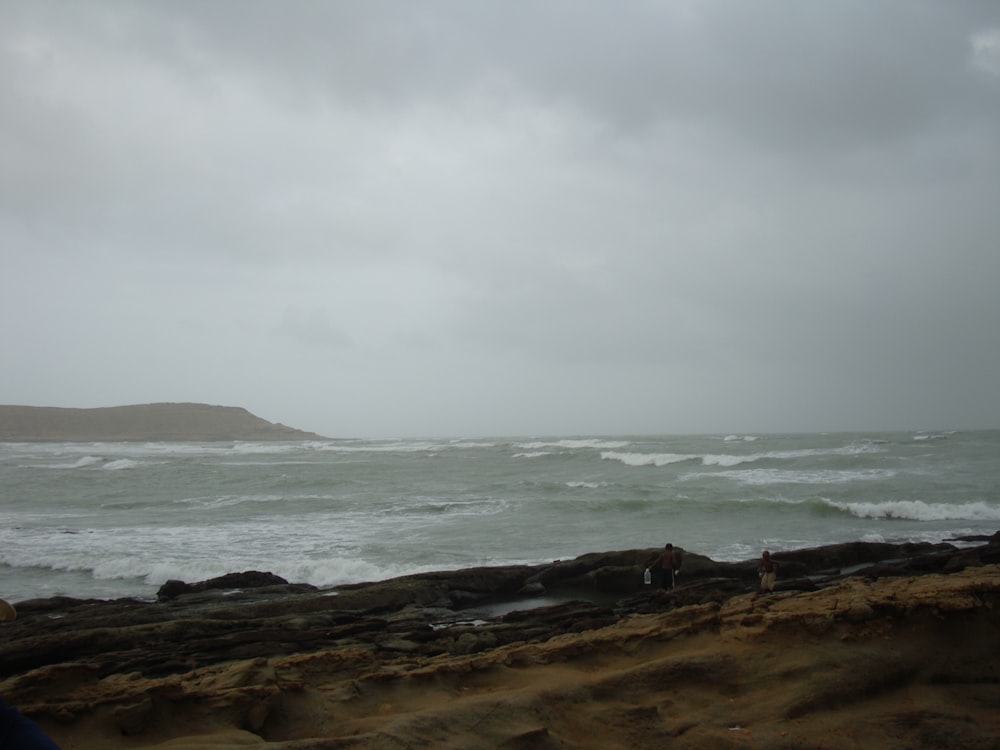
[601,451,694,467]
[827,499,1000,521]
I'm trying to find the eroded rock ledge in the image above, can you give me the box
[2,533,999,749]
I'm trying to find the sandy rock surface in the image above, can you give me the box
[2,537,999,749]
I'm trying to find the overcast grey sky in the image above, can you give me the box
[2,1,999,438]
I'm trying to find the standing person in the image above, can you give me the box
[759,550,778,594]
[646,543,679,590]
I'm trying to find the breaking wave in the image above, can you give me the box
[683,468,897,485]
[826,499,1000,522]
[603,441,885,469]
[601,451,695,467]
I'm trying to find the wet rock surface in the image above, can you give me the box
[4,533,999,680]
[2,532,999,748]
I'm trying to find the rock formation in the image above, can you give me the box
[0,403,325,442]
[1,533,998,748]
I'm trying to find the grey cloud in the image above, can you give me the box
[2,0,998,436]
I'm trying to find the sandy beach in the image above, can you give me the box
[1,538,998,749]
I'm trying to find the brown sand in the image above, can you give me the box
[7,565,999,749]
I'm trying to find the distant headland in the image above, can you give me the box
[0,403,326,442]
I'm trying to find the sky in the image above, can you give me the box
[2,1,999,438]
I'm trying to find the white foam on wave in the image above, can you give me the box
[121,442,271,458]
[385,495,511,518]
[513,451,551,459]
[175,494,282,509]
[273,558,404,588]
[33,454,156,470]
[34,455,105,470]
[317,440,445,454]
[604,442,885,470]
[0,542,459,600]
[566,481,607,489]
[702,453,759,467]
[601,451,694,467]
[109,551,462,591]
[174,493,341,509]
[827,499,1000,521]
[520,439,630,450]
[682,468,897,485]
[703,443,885,467]
[314,438,499,454]
[860,532,886,543]
[227,441,310,455]
[102,459,145,471]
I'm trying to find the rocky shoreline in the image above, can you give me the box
[2,534,999,748]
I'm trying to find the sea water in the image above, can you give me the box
[1,430,998,604]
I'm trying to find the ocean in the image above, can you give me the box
[1,430,998,605]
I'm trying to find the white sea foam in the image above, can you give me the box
[315,438,498,453]
[827,500,1000,522]
[703,443,885,467]
[2,431,998,604]
[860,533,886,543]
[175,494,297,509]
[102,459,146,471]
[274,558,416,589]
[513,451,551,459]
[601,451,694,467]
[35,455,104,469]
[519,439,630,450]
[701,453,759,467]
[138,556,392,589]
[315,440,444,454]
[33,455,156,470]
[682,468,897,485]
[605,442,885,470]
[312,438,496,454]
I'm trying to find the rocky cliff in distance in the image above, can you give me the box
[0,403,326,442]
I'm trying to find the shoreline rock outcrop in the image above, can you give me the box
[2,533,999,748]
[0,403,326,442]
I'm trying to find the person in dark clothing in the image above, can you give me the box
[647,543,680,589]
[0,696,61,749]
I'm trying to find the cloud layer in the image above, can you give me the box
[2,1,999,436]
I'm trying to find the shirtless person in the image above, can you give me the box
[647,543,679,589]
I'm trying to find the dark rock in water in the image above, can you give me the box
[948,529,1000,543]
[156,570,302,601]
[765,541,933,571]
